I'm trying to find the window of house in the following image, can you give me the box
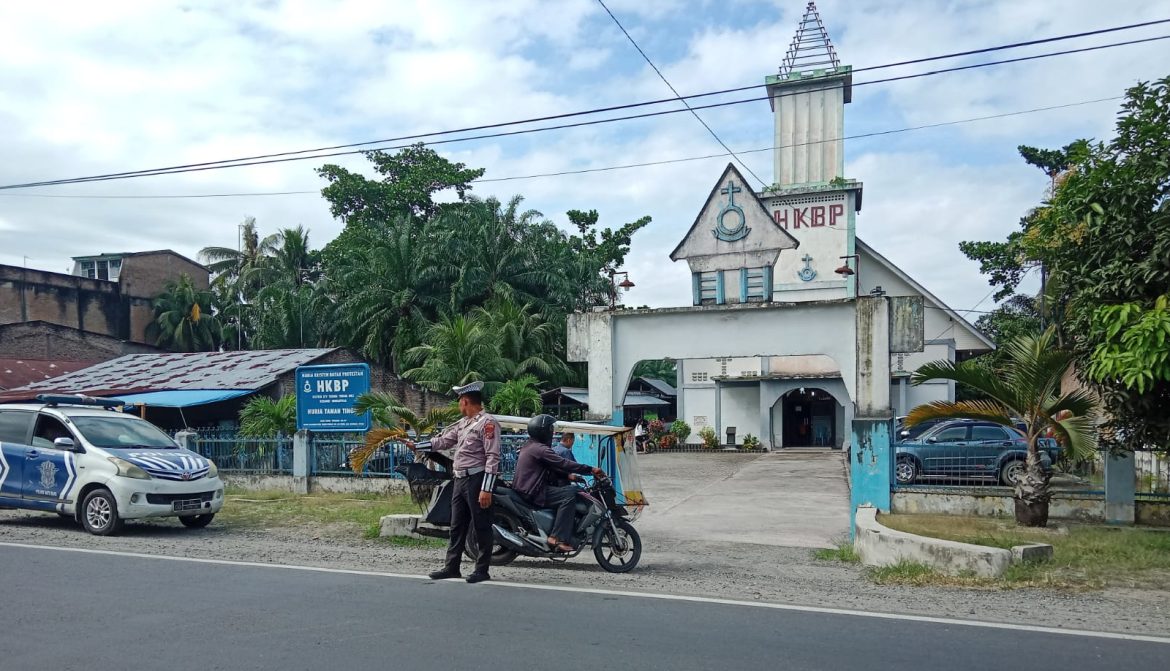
[690,372,709,382]
[79,259,121,281]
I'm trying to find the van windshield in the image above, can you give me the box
[71,416,177,450]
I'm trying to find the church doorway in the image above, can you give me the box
[780,388,836,447]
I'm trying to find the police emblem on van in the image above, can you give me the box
[39,461,58,489]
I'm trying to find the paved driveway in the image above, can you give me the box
[635,451,850,549]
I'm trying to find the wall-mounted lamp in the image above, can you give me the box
[835,254,860,296]
[609,270,635,309]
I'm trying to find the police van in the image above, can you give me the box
[0,395,224,535]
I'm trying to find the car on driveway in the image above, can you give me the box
[0,395,224,535]
[895,419,1060,486]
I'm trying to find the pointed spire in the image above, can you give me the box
[778,1,840,76]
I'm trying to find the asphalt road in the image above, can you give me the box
[1,544,1165,671]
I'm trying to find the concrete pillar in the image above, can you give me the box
[851,296,894,528]
[1104,450,1136,525]
[759,381,775,451]
[292,430,310,495]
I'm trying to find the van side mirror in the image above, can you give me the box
[925,437,938,444]
[53,437,76,451]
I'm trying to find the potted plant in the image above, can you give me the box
[698,426,718,449]
[742,434,761,450]
[670,419,691,449]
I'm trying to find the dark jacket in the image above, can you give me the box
[512,439,592,507]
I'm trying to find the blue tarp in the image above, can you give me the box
[108,389,252,408]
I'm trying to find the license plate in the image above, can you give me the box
[173,499,202,512]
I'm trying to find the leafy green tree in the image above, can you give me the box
[317,143,485,224]
[238,395,297,437]
[403,313,507,393]
[957,77,1170,453]
[476,298,568,382]
[147,274,222,352]
[909,328,1098,526]
[489,375,543,416]
[631,359,678,386]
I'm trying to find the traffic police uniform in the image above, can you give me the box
[429,381,501,580]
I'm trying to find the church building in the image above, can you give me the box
[657,3,991,448]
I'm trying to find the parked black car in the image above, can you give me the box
[895,419,1060,486]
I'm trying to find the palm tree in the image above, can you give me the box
[199,217,282,350]
[632,359,678,386]
[331,215,444,371]
[907,327,1098,526]
[238,395,297,437]
[147,275,222,352]
[348,391,460,477]
[439,196,563,309]
[489,375,543,416]
[403,313,507,393]
[475,298,569,383]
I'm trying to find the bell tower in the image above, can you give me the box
[763,2,863,302]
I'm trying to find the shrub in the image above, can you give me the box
[647,419,667,440]
[742,434,761,450]
[698,426,718,449]
[669,419,691,445]
[657,433,677,449]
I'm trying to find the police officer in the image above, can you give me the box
[408,381,501,584]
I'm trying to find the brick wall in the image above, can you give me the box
[0,265,126,339]
[0,321,163,361]
[271,348,449,415]
[119,252,209,299]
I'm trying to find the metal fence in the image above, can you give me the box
[183,428,293,475]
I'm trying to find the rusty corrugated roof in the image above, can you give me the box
[0,359,98,391]
[13,348,338,394]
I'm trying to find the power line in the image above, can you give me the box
[596,0,767,188]
[928,268,1033,341]
[0,95,1121,199]
[0,24,1166,190]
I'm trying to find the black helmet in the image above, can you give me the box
[527,414,557,446]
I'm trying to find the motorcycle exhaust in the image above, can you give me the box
[493,524,533,553]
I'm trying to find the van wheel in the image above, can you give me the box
[81,489,124,536]
[179,514,215,529]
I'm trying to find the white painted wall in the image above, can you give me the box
[772,76,846,185]
[680,386,716,442]
[719,384,761,445]
[858,242,990,353]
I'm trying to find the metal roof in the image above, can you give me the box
[0,359,97,391]
[637,377,678,397]
[14,349,338,394]
[543,387,668,408]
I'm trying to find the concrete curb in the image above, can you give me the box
[853,506,1012,578]
[380,514,423,539]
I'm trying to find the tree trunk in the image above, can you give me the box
[1013,448,1052,527]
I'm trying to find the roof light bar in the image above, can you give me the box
[36,394,124,409]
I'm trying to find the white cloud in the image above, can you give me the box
[0,0,1165,320]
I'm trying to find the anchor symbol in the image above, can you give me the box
[712,179,750,242]
[797,254,817,282]
[303,381,312,393]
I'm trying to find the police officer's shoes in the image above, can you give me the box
[465,572,491,584]
[428,569,461,580]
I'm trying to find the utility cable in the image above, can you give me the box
[596,0,767,188]
[0,95,1121,198]
[0,23,1166,190]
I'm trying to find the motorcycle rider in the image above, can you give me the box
[512,415,603,553]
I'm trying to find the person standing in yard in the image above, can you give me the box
[406,381,500,584]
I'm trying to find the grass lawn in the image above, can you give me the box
[217,488,420,539]
[876,514,1170,589]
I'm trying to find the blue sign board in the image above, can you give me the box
[295,363,371,432]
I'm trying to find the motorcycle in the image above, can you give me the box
[466,473,642,573]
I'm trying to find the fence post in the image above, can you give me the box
[174,430,197,452]
[293,430,310,495]
[1104,450,1136,525]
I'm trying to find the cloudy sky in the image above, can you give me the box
[1,0,1168,316]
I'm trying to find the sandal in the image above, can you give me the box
[547,538,573,553]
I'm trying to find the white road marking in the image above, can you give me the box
[2,539,1168,645]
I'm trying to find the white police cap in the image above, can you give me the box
[452,381,484,395]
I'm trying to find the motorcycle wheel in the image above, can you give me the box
[464,512,519,567]
[593,519,641,573]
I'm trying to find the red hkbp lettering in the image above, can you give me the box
[811,206,825,227]
[829,204,844,227]
[773,209,788,229]
[792,208,808,229]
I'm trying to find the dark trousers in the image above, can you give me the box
[445,472,493,575]
[544,485,579,542]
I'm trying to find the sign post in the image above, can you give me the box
[295,363,371,432]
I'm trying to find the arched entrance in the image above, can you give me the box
[778,387,839,447]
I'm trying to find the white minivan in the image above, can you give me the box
[0,395,224,535]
